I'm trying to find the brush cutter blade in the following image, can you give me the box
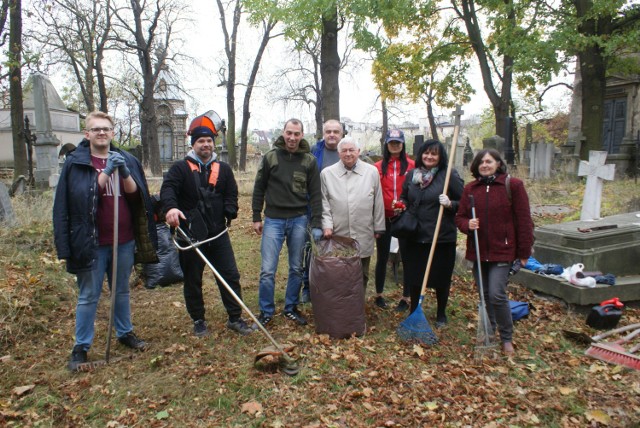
[254,344,300,376]
[397,307,438,345]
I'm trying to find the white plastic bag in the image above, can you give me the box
[561,263,596,288]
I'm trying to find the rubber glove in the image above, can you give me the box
[103,152,125,176]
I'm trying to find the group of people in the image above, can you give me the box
[54,110,533,371]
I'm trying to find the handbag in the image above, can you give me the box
[390,203,419,238]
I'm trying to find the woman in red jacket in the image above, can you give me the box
[455,149,534,354]
[374,130,415,310]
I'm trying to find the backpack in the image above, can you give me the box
[509,300,532,321]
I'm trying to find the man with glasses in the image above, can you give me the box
[54,111,158,371]
[320,136,385,290]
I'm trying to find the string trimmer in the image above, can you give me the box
[172,226,300,376]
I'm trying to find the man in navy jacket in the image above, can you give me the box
[54,111,158,371]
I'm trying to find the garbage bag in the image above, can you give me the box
[144,223,183,288]
[309,236,366,339]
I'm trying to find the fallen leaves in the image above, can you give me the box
[12,385,35,397]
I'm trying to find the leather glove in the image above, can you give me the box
[438,194,452,208]
[103,152,125,176]
[311,228,323,242]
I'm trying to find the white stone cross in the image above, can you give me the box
[578,151,615,221]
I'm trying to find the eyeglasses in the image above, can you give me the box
[340,148,358,153]
[88,127,114,133]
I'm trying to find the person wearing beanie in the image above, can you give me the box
[161,111,254,338]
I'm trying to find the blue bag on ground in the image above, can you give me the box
[510,301,531,321]
[144,223,183,288]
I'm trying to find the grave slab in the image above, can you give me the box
[514,211,640,304]
[511,270,640,305]
[533,212,640,275]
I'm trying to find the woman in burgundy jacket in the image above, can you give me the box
[455,149,534,354]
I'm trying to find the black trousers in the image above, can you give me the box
[399,240,456,315]
[179,232,243,322]
[375,219,410,297]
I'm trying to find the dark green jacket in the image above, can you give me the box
[252,136,322,228]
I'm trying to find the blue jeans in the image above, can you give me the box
[74,240,135,350]
[258,215,307,315]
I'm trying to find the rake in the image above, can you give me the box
[585,328,640,370]
[397,105,464,346]
[172,226,300,376]
[469,195,500,360]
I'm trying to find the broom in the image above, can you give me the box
[470,195,500,359]
[585,328,640,370]
[397,106,464,346]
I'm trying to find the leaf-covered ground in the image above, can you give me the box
[1,181,639,427]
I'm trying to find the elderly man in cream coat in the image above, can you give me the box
[320,136,386,291]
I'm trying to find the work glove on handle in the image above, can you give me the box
[119,163,131,179]
[224,209,237,227]
[438,194,451,208]
[103,152,126,176]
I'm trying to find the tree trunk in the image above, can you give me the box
[321,3,340,121]
[9,0,28,181]
[574,0,608,160]
[426,89,439,140]
[217,0,241,169]
[380,97,388,154]
[240,19,276,172]
[458,0,512,138]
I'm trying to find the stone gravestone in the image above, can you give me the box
[578,151,615,221]
[482,135,505,153]
[529,140,554,179]
[0,182,17,227]
[32,73,61,187]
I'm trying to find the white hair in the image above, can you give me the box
[337,136,360,151]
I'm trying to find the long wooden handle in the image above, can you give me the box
[419,106,464,298]
[106,168,120,363]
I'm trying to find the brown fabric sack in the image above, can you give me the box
[310,236,366,339]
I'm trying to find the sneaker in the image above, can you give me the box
[374,296,388,309]
[300,289,311,304]
[252,312,273,330]
[283,308,308,326]
[118,331,148,351]
[68,345,87,371]
[395,299,409,312]
[226,318,253,336]
[193,319,209,337]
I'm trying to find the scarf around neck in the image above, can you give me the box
[413,166,439,189]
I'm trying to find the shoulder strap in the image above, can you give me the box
[187,160,220,187]
[505,174,511,203]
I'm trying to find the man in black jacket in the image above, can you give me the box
[53,111,158,371]
[161,111,252,337]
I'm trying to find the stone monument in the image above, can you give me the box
[578,151,615,221]
[32,73,60,187]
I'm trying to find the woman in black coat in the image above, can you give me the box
[396,140,463,327]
